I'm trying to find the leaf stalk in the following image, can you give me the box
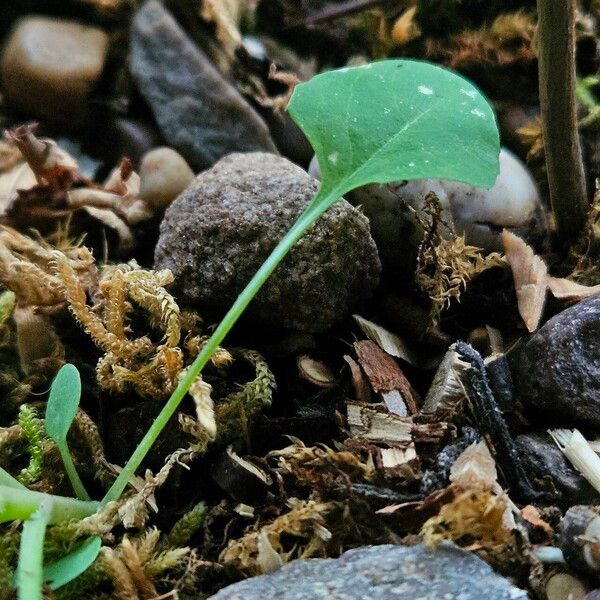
[537,0,588,243]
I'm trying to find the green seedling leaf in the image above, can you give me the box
[46,364,81,443]
[44,536,102,590]
[103,59,501,505]
[288,59,500,202]
[46,364,90,500]
[16,499,52,600]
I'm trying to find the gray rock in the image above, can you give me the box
[154,152,380,332]
[210,543,528,600]
[514,295,600,427]
[130,1,277,170]
[516,432,600,507]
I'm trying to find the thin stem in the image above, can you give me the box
[102,196,335,504]
[16,499,52,600]
[537,0,588,244]
[0,485,97,524]
[58,446,91,501]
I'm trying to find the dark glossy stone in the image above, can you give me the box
[130,0,277,170]
[513,296,600,427]
[516,432,600,507]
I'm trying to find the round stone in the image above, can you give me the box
[210,544,528,600]
[1,17,109,122]
[139,147,195,209]
[154,152,381,332]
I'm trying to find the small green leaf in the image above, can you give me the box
[43,536,102,591]
[46,364,90,500]
[46,364,81,443]
[288,59,500,203]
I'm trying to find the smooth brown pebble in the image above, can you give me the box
[139,147,195,209]
[1,16,109,122]
[546,573,587,600]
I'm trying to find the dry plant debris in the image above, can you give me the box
[415,193,505,325]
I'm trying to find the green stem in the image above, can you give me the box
[16,499,52,600]
[102,195,336,504]
[58,445,91,501]
[0,485,97,524]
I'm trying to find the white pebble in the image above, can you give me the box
[139,147,195,209]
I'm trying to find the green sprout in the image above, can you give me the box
[45,364,90,501]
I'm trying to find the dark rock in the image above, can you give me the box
[154,152,381,333]
[513,296,600,427]
[101,117,164,167]
[210,543,528,600]
[130,0,277,170]
[516,432,600,507]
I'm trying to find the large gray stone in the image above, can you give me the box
[211,543,528,600]
[130,1,277,170]
[513,295,600,427]
[154,152,381,332]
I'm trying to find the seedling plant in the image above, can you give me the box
[0,58,500,598]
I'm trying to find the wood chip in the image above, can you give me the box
[449,441,499,491]
[502,229,548,332]
[354,340,417,414]
[353,314,418,365]
[379,445,417,469]
[548,276,600,301]
[297,355,335,388]
[346,402,412,444]
[343,355,371,403]
[346,402,447,445]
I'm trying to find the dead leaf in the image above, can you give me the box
[200,0,256,57]
[450,441,500,492]
[520,505,552,535]
[501,229,547,332]
[548,276,600,301]
[353,314,418,365]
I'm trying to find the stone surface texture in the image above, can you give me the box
[210,543,528,600]
[516,432,600,507]
[130,1,277,170]
[513,295,600,427]
[154,152,381,332]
